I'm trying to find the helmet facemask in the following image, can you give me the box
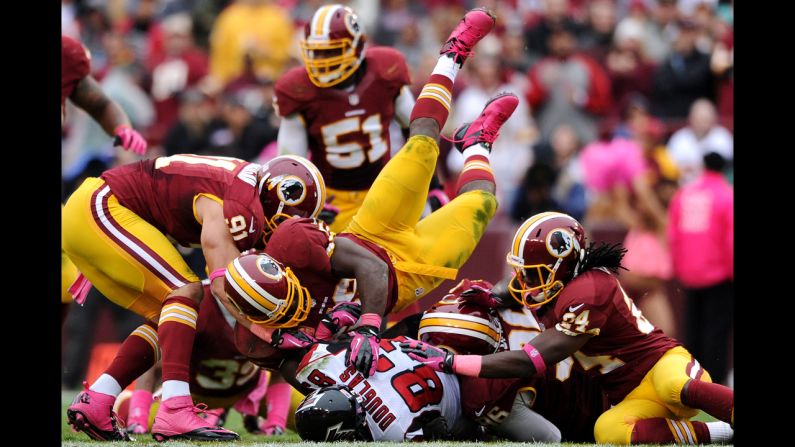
[506,254,565,308]
[301,35,364,87]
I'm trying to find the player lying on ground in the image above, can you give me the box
[417,280,610,442]
[401,212,734,444]
[63,155,324,442]
[218,7,518,383]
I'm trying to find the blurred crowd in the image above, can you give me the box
[62,0,733,387]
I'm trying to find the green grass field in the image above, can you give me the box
[61,390,727,447]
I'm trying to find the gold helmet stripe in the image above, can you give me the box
[418,325,500,347]
[419,314,500,340]
[312,4,340,37]
[511,212,564,257]
[226,259,280,312]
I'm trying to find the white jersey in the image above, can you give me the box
[295,337,461,441]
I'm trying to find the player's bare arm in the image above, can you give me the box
[329,237,389,317]
[196,196,245,321]
[401,327,592,379]
[70,75,131,137]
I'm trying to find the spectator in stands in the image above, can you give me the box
[532,123,588,222]
[710,12,733,130]
[163,88,221,157]
[578,0,617,63]
[373,0,415,46]
[116,0,164,70]
[147,13,209,146]
[448,50,536,209]
[207,86,278,161]
[667,151,733,385]
[667,98,732,185]
[510,163,560,223]
[209,0,294,85]
[604,27,656,120]
[650,19,714,122]
[524,0,583,59]
[526,22,612,145]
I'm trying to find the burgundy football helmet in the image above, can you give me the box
[418,297,502,355]
[224,252,311,328]
[258,155,326,237]
[301,4,366,87]
[506,212,586,308]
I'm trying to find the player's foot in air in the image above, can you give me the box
[440,7,497,66]
[66,383,130,441]
[452,92,520,152]
[150,396,239,442]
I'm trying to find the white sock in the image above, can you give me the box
[161,380,191,401]
[706,421,733,442]
[89,374,122,397]
[431,55,460,82]
[462,144,491,160]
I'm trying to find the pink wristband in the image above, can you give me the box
[359,313,382,329]
[452,355,482,377]
[523,343,547,375]
[209,268,226,282]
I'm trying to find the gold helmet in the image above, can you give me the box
[300,4,366,88]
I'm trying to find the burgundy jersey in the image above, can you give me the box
[265,218,399,316]
[459,305,608,441]
[191,287,259,400]
[101,154,265,251]
[62,36,91,114]
[274,47,410,190]
[535,268,681,404]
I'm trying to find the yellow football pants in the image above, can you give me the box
[326,187,368,234]
[345,135,497,312]
[594,346,713,444]
[62,177,200,322]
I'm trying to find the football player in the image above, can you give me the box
[62,35,148,325]
[217,8,516,382]
[401,212,735,445]
[113,282,280,436]
[289,336,471,441]
[275,4,420,233]
[419,281,609,442]
[63,155,324,441]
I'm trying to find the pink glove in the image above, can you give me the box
[270,328,317,350]
[444,278,501,308]
[315,301,362,340]
[344,313,382,378]
[399,339,454,373]
[113,125,148,155]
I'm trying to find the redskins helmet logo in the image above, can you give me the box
[344,10,360,35]
[256,255,283,280]
[276,176,307,206]
[546,229,574,258]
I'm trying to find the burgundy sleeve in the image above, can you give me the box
[553,279,608,337]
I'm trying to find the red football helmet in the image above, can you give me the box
[301,4,366,87]
[224,252,311,328]
[418,297,503,355]
[258,155,326,238]
[506,212,586,308]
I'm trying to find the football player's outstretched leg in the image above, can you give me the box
[345,7,517,313]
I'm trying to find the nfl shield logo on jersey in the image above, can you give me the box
[349,94,360,106]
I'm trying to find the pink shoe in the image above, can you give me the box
[200,407,227,427]
[66,382,130,441]
[451,92,520,152]
[440,8,497,66]
[151,396,239,442]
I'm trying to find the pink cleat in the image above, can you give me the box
[452,92,520,152]
[66,382,130,441]
[440,8,497,66]
[151,396,239,442]
[200,407,227,427]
